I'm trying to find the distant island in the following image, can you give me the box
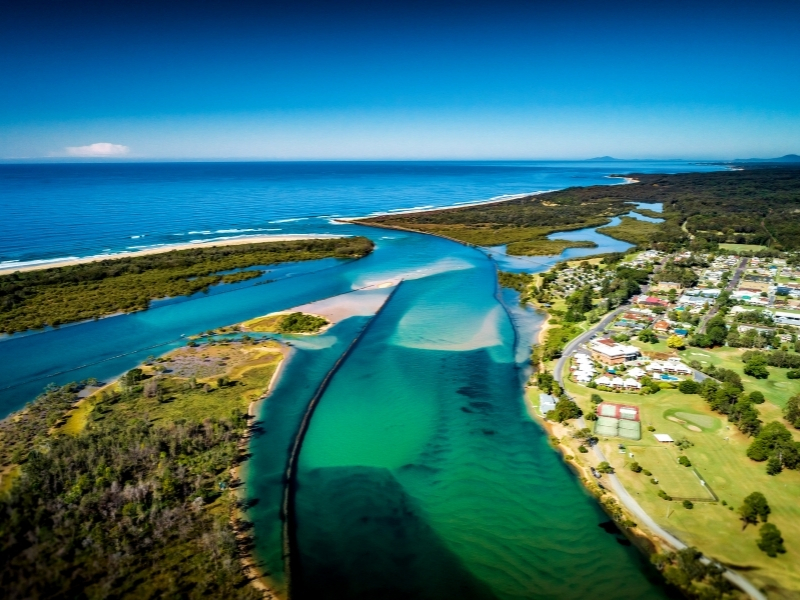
[732,154,800,163]
[586,156,624,161]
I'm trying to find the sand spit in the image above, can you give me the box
[0,234,347,274]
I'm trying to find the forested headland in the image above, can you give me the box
[0,336,283,599]
[361,167,800,254]
[0,237,373,334]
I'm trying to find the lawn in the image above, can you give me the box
[61,340,283,433]
[563,378,800,595]
[628,445,714,500]
[680,346,800,408]
[719,243,769,252]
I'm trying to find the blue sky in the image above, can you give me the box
[2,0,799,160]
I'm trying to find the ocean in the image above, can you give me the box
[0,161,722,598]
[1,160,715,266]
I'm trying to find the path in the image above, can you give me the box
[552,306,765,600]
[698,256,747,333]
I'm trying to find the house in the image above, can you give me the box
[627,367,646,379]
[653,320,671,333]
[654,433,674,443]
[774,311,800,327]
[646,359,692,375]
[589,338,641,366]
[539,394,557,416]
[623,378,642,390]
[634,295,669,308]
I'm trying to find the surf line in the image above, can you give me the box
[279,280,403,598]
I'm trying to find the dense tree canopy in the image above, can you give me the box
[0,237,373,333]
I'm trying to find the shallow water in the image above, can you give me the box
[240,230,670,599]
[0,162,716,598]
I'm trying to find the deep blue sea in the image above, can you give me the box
[0,160,717,265]
[0,161,723,599]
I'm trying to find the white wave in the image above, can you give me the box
[0,256,77,269]
[130,235,144,239]
[213,227,273,234]
[127,243,168,250]
[189,233,344,244]
[387,205,433,212]
[188,230,212,235]
[269,217,309,224]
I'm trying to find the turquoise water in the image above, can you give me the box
[0,162,704,598]
[243,228,669,599]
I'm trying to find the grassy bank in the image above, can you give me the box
[0,237,374,334]
[362,167,800,254]
[0,336,284,599]
[563,373,800,596]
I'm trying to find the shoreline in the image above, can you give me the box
[232,342,292,600]
[0,234,348,275]
[522,390,665,556]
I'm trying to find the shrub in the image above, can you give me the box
[678,456,692,467]
[629,462,643,473]
[596,461,614,474]
[642,469,652,476]
[682,500,694,509]
[657,490,672,500]
[739,492,770,527]
[578,445,588,453]
[678,379,700,394]
[749,391,765,404]
[757,523,786,557]
[788,369,800,379]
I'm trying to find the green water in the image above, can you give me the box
[247,231,669,599]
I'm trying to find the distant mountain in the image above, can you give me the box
[732,154,800,163]
[585,156,623,161]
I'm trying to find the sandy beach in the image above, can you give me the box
[0,234,348,275]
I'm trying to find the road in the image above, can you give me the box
[553,305,629,387]
[699,256,747,333]
[550,304,765,600]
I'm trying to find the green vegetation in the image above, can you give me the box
[738,492,770,528]
[244,311,329,334]
[758,523,787,557]
[651,547,733,599]
[596,216,662,246]
[563,376,800,593]
[0,338,283,598]
[361,189,636,254]
[746,421,800,475]
[541,324,581,361]
[277,312,328,333]
[596,461,614,474]
[363,167,800,256]
[546,397,582,423]
[497,270,535,293]
[0,237,374,333]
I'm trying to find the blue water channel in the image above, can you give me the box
[0,173,678,597]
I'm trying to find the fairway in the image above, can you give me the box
[629,446,715,500]
[663,408,720,432]
[718,243,769,252]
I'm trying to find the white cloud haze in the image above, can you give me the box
[65,142,129,157]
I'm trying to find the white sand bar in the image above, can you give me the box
[0,234,347,274]
[289,280,400,324]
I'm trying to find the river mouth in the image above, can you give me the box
[244,227,669,599]
[0,172,685,598]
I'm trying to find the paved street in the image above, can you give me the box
[547,300,764,600]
